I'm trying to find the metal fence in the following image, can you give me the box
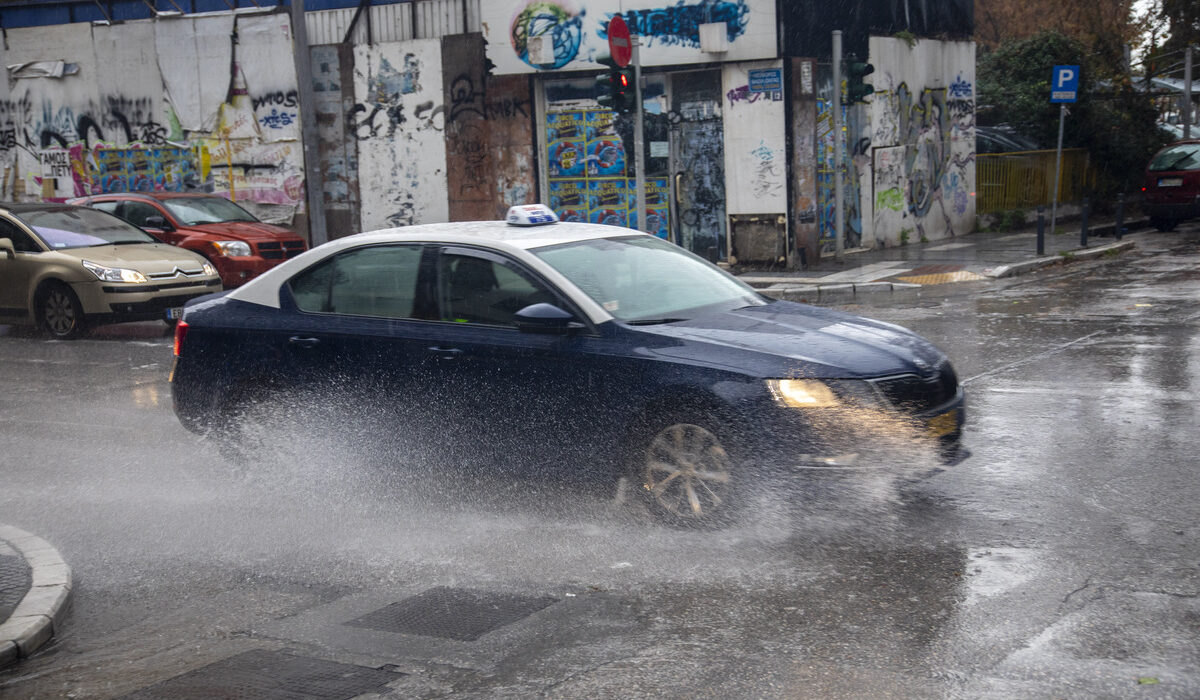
[977,148,1096,214]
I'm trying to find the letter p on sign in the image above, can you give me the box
[1051,65,1079,103]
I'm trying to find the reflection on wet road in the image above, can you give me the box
[1,228,1198,698]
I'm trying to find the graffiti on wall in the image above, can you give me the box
[815,98,862,250]
[485,0,775,74]
[352,40,448,230]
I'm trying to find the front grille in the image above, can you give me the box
[256,240,306,260]
[102,279,220,294]
[871,364,959,414]
[147,267,205,280]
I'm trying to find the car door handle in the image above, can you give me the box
[288,336,321,348]
[427,346,464,359]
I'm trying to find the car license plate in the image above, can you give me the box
[166,306,185,320]
[1158,177,1183,187]
[927,410,957,437]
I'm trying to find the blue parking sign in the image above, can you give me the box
[1051,65,1079,103]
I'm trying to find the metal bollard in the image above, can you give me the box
[1115,193,1125,240]
[1080,197,1090,248]
[1037,205,1045,256]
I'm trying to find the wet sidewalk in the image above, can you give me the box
[738,216,1149,301]
[0,525,72,668]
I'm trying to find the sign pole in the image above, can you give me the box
[832,30,843,261]
[1050,103,1065,236]
[633,35,647,233]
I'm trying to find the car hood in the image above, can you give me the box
[183,221,298,241]
[635,301,947,378]
[66,243,210,273]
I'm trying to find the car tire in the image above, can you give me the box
[1151,217,1177,232]
[38,282,87,340]
[628,412,742,527]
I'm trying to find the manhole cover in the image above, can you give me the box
[345,586,558,641]
[120,649,401,700]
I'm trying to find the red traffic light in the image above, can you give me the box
[618,74,629,88]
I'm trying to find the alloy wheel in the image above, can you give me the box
[642,423,732,519]
[43,288,79,337]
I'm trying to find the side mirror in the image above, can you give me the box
[514,303,583,335]
[0,238,14,259]
[143,216,172,231]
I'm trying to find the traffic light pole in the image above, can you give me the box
[632,36,647,233]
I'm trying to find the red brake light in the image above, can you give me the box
[173,320,189,357]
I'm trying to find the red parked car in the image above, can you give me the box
[69,193,307,287]
[1143,139,1200,232]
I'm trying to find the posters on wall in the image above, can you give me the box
[546,108,667,238]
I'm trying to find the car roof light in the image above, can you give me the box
[506,204,559,227]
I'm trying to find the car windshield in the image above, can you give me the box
[1148,143,1200,172]
[163,197,259,225]
[18,208,156,249]
[532,235,766,322]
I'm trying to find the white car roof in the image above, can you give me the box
[224,220,647,321]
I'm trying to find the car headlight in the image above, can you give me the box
[212,241,252,257]
[81,260,147,284]
[766,379,840,408]
[202,262,217,277]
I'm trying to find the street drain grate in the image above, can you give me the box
[345,586,558,641]
[120,649,401,700]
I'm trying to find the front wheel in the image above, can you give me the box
[39,283,87,339]
[632,419,739,526]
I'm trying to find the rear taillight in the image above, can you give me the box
[173,320,189,357]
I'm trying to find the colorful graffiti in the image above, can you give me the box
[815,98,862,250]
[511,2,585,70]
[602,1,750,49]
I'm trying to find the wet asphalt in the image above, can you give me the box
[0,223,1198,699]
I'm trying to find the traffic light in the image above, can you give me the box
[845,56,875,103]
[595,65,635,114]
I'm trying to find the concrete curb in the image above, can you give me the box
[984,239,1136,279]
[0,525,72,668]
[759,280,922,302]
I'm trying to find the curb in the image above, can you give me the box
[984,239,1136,279]
[758,280,921,302]
[0,525,72,668]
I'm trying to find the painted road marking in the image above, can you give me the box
[895,270,989,285]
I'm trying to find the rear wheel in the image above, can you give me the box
[1151,217,1177,232]
[631,417,740,527]
[38,283,86,339]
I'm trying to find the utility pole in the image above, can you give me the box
[291,0,328,246]
[832,30,843,261]
[1185,45,1193,140]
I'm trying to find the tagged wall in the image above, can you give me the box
[351,39,448,230]
[868,36,975,245]
[483,0,777,74]
[0,11,307,228]
[721,60,786,215]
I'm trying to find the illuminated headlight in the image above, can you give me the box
[212,241,252,257]
[767,379,840,408]
[82,260,147,284]
[202,262,217,277]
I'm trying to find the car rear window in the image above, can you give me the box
[1148,143,1200,172]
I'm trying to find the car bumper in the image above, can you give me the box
[1143,197,1200,220]
[211,256,284,288]
[73,278,222,322]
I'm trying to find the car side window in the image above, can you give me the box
[120,201,164,228]
[90,201,119,215]
[289,244,424,319]
[0,219,40,252]
[438,252,556,327]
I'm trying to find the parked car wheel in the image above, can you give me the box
[1151,217,1177,232]
[38,282,86,339]
[632,414,740,526]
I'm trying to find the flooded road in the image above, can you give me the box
[2,228,1198,699]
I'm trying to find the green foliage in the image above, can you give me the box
[982,209,1027,232]
[899,228,911,245]
[978,31,1169,195]
[893,30,917,49]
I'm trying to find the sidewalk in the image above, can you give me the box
[0,525,72,668]
[737,216,1149,302]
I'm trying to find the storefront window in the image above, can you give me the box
[544,76,670,238]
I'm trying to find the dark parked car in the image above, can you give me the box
[171,206,966,525]
[1143,139,1200,231]
[69,192,307,287]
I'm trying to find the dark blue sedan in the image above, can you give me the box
[171,206,965,525]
